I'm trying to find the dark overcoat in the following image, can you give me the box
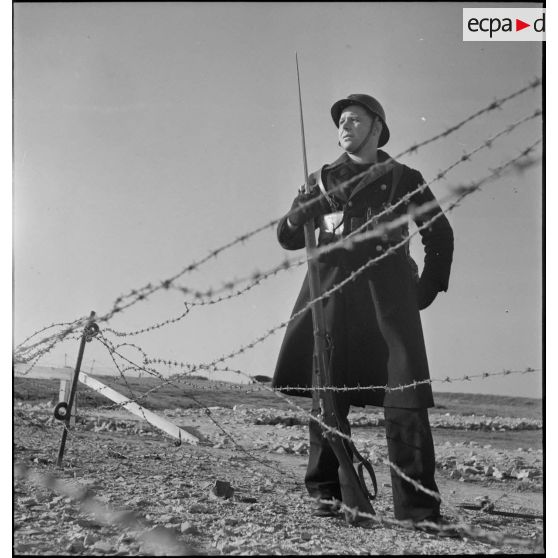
[272,150,454,408]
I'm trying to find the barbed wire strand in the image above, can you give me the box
[75,335,438,500]
[135,142,541,377]
[318,498,541,548]
[88,337,542,507]
[91,148,542,415]
[140,365,542,396]
[14,349,542,540]
[13,463,196,555]
[15,318,87,350]
[15,339,542,544]
[101,108,542,339]
[14,77,541,355]
[92,76,540,320]
[92,334,301,482]
[15,334,84,376]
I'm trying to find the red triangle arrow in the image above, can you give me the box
[516,19,530,31]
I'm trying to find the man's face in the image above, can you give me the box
[338,105,376,152]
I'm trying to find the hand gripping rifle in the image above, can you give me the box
[295,55,377,525]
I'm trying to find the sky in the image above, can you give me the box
[13,2,544,399]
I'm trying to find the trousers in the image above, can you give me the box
[304,398,440,521]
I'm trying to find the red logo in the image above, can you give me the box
[516,19,530,32]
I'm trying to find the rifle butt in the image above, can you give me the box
[336,444,376,524]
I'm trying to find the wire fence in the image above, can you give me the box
[13,75,541,359]
[13,77,543,554]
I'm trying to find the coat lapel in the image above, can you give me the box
[347,152,396,202]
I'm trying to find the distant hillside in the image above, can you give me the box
[13,365,120,380]
[13,372,542,420]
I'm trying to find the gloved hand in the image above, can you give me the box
[288,188,330,227]
[417,276,439,310]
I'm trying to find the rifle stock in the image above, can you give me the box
[296,54,375,525]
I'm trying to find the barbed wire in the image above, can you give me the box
[132,141,541,377]
[104,261,304,337]
[14,350,542,536]
[13,410,541,552]
[31,140,539,420]
[15,318,87,350]
[82,331,542,411]
[15,333,84,374]
[85,334,542,504]
[93,159,541,414]
[219,368,538,507]
[100,108,541,339]
[13,76,541,355]
[14,320,90,364]
[13,80,543,555]
[92,334,300,482]
[58,333,436,501]
[12,452,541,551]
[13,463,196,555]
[402,78,541,156]
[318,498,541,548]
[104,365,540,397]
[102,305,192,339]
[16,336,542,542]
[345,109,542,239]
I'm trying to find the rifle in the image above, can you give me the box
[295,54,377,525]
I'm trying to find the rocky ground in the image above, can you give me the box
[13,402,544,555]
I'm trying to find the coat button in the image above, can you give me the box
[380,184,387,191]
[347,201,353,207]
[376,245,383,252]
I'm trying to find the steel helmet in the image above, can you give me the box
[331,94,390,147]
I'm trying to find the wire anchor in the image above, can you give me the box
[55,311,98,467]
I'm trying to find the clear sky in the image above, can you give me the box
[13,2,543,398]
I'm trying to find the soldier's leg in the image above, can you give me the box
[305,394,351,501]
[384,406,440,521]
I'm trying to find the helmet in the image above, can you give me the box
[331,94,390,147]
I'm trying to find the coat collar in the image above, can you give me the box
[324,149,392,171]
[323,150,395,201]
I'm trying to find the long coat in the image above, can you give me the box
[272,150,454,408]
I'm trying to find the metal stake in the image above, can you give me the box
[55,311,98,467]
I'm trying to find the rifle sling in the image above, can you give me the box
[354,445,378,500]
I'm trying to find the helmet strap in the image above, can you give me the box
[344,117,378,155]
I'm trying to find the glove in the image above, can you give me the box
[417,276,439,310]
[288,188,330,227]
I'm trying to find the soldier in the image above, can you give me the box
[272,94,454,524]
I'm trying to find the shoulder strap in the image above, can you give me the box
[387,163,404,205]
